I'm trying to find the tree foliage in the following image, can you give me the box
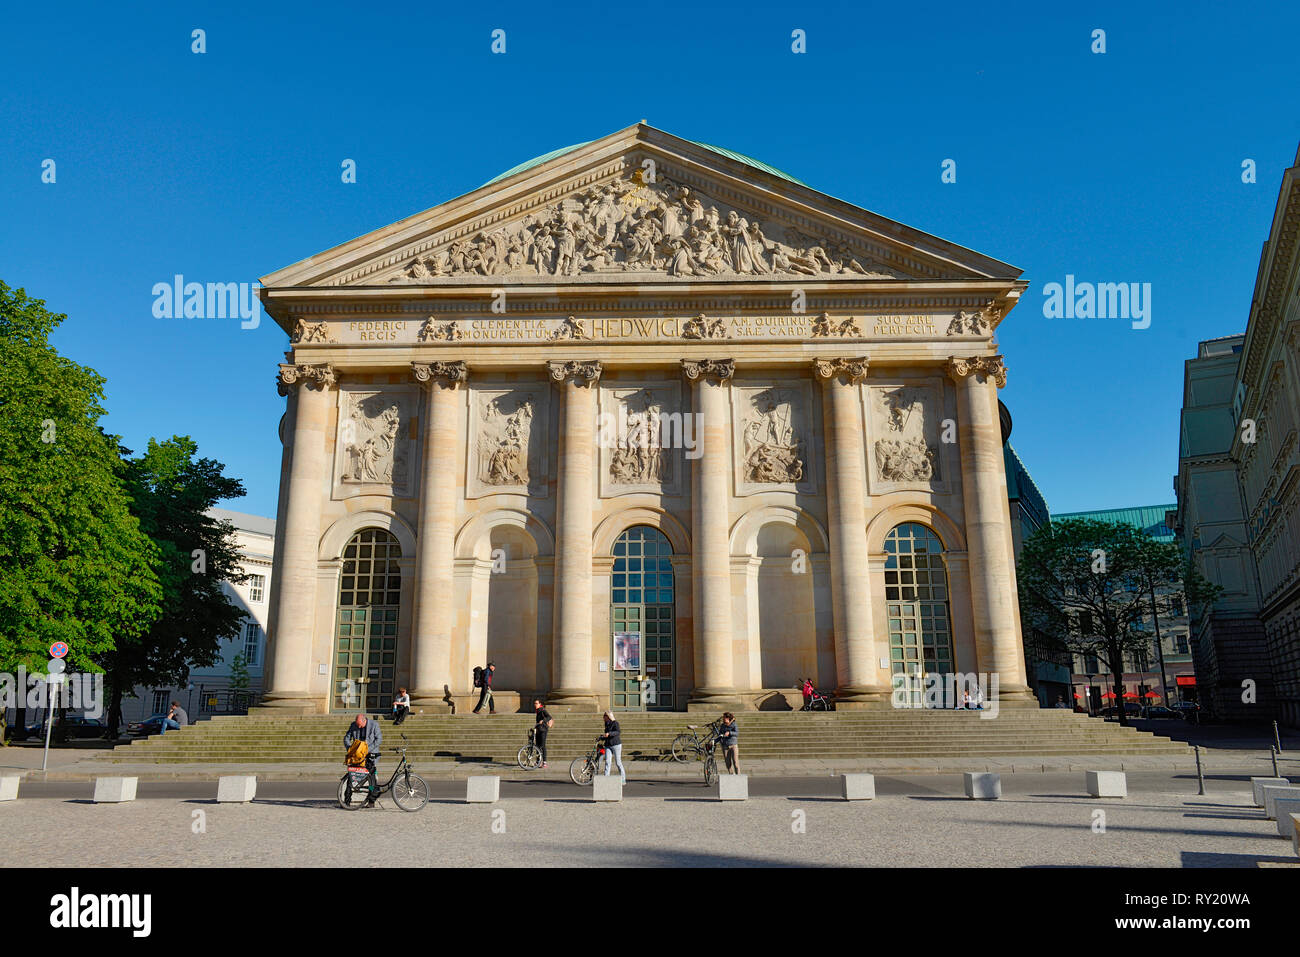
[98,436,248,735]
[1016,518,1216,727]
[0,281,162,682]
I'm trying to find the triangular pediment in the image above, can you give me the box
[260,123,1021,289]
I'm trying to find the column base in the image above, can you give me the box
[996,688,1041,709]
[688,687,745,710]
[832,686,896,711]
[545,689,602,713]
[410,687,453,713]
[255,692,322,715]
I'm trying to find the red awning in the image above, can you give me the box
[1175,676,1197,687]
[1144,691,1161,698]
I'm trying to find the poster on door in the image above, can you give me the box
[613,632,641,671]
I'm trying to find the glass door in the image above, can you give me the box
[610,526,676,711]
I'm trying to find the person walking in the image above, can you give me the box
[159,701,188,736]
[600,710,625,784]
[800,677,814,711]
[392,688,410,726]
[472,662,496,715]
[343,713,383,807]
[717,712,740,773]
[533,698,553,769]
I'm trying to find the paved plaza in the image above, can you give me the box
[3,772,1296,868]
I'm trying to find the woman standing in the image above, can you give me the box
[600,710,626,785]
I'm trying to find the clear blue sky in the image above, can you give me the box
[3,1,1297,517]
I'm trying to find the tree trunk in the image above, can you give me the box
[13,706,27,742]
[1111,665,1128,728]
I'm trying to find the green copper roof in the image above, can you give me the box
[1052,505,1177,543]
[482,138,808,188]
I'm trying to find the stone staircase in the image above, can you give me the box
[104,709,1192,764]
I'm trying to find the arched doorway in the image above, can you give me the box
[884,523,955,707]
[609,526,676,711]
[332,528,402,712]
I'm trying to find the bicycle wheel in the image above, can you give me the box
[570,755,596,786]
[703,754,718,786]
[518,745,542,770]
[337,774,369,810]
[391,772,429,812]
[671,733,700,763]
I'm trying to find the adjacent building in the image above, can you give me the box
[1228,145,1300,727]
[1052,505,1195,712]
[122,508,274,723]
[254,123,1039,715]
[1173,335,1274,722]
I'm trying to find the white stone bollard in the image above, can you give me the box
[0,776,19,801]
[93,777,138,803]
[591,777,623,802]
[217,775,257,803]
[1250,777,1289,806]
[1289,814,1300,857]
[717,774,748,801]
[1085,770,1127,798]
[841,774,875,800]
[1261,785,1300,820]
[466,776,500,803]
[963,772,1001,799]
[1271,797,1300,838]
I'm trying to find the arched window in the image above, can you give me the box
[610,526,675,711]
[884,523,954,691]
[333,528,402,712]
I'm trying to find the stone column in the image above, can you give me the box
[815,357,890,708]
[947,355,1034,706]
[682,359,741,708]
[408,360,467,711]
[548,360,602,711]
[262,362,336,712]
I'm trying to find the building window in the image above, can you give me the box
[884,523,955,689]
[152,690,169,714]
[1084,655,1100,675]
[1077,611,1094,636]
[243,621,261,667]
[1175,635,1189,655]
[249,574,265,603]
[333,528,402,712]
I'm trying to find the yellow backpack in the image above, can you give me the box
[345,739,368,767]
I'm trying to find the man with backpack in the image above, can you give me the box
[343,713,383,807]
[471,662,496,715]
[533,698,553,768]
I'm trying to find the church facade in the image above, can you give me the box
[257,123,1035,713]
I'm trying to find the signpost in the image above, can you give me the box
[42,643,69,772]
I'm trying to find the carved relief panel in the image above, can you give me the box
[333,387,418,499]
[729,380,817,496]
[467,384,550,498]
[598,380,685,498]
[863,379,953,495]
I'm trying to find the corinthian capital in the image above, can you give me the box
[411,360,468,385]
[946,355,1007,389]
[548,360,602,385]
[813,357,869,383]
[680,358,735,383]
[277,362,337,396]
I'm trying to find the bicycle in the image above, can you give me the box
[518,726,544,770]
[569,735,608,786]
[337,734,429,811]
[670,719,722,762]
[702,740,719,785]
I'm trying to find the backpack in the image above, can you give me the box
[472,666,484,688]
[345,739,368,768]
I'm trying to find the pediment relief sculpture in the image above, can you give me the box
[292,318,336,343]
[812,312,861,337]
[418,316,463,341]
[681,314,727,339]
[873,387,937,484]
[549,315,590,341]
[384,170,904,283]
[609,388,673,486]
[946,301,999,337]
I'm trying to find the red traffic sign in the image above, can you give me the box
[49,642,69,659]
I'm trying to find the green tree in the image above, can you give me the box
[98,436,248,736]
[0,282,162,740]
[1016,518,1205,728]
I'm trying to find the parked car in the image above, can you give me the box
[1171,701,1201,721]
[22,715,108,738]
[1141,705,1180,719]
[127,714,171,736]
[1100,704,1143,717]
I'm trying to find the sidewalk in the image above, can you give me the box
[15,748,1300,782]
